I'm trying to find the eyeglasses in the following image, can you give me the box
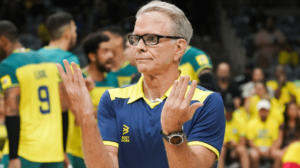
[128,34,183,46]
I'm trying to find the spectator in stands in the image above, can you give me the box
[247,99,279,168]
[281,141,300,168]
[271,102,300,168]
[233,96,249,124]
[255,17,286,58]
[218,102,249,168]
[279,43,299,67]
[267,65,297,105]
[216,62,241,109]
[278,43,299,80]
[246,81,284,124]
[242,68,274,98]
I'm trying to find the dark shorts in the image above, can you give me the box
[67,154,86,168]
[0,155,63,168]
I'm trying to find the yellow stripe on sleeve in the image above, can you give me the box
[188,141,220,160]
[103,141,119,148]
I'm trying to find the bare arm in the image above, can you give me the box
[4,87,21,168]
[164,141,216,168]
[57,60,118,168]
[239,136,247,146]
[4,87,20,116]
[271,129,283,150]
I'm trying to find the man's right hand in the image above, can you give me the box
[8,158,21,168]
[56,60,94,125]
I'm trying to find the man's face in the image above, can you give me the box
[103,31,124,61]
[133,12,177,74]
[216,63,230,80]
[95,41,114,72]
[259,108,269,122]
[124,40,136,66]
[68,21,77,49]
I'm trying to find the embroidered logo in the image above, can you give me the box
[122,125,130,142]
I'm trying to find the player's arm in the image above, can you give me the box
[161,76,225,168]
[4,87,21,167]
[57,60,118,168]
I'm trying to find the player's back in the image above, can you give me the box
[37,46,80,68]
[0,50,63,162]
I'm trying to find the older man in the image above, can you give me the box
[57,1,225,168]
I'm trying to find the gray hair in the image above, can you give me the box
[136,0,193,44]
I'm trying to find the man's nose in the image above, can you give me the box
[135,38,147,52]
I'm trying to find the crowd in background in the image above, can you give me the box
[0,0,300,168]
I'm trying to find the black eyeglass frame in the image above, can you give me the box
[128,34,183,46]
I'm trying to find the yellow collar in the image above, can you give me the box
[127,70,183,108]
[13,48,30,53]
[44,46,60,50]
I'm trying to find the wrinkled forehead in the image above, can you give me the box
[134,11,172,36]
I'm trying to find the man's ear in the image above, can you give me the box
[62,28,70,40]
[0,36,8,47]
[173,39,187,62]
[88,53,96,63]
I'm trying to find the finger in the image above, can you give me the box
[63,59,73,76]
[184,80,198,103]
[168,80,179,99]
[77,68,86,88]
[178,76,190,99]
[71,62,79,84]
[189,102,203,117]
[173,76,184,98]
[56,63,68,82]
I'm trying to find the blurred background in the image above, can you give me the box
[1,0,300,78]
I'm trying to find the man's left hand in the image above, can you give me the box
[161,76,203,134]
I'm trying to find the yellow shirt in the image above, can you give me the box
[278,50,298,66]
[267,81,297,105]
[248,95,284,125]
[246,118,279,147]
[224,117,246,143]
[282,141,300,166]
[233,107,249,124]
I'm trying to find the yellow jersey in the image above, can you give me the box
[246,117,279,148]
[233,106,249,124]
[0,49,63,162]
[248,95,284,125]
[224,117,246,143]
[282,141,300,167]
[179,46,213,82]
[267,81,297,105]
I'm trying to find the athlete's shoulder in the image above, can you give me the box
[107,83,138,101]
[191,84,215,102]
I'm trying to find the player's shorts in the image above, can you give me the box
[67,153,86,168]
[0,155,63,168]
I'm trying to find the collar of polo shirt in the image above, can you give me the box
[127,69,184,108]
